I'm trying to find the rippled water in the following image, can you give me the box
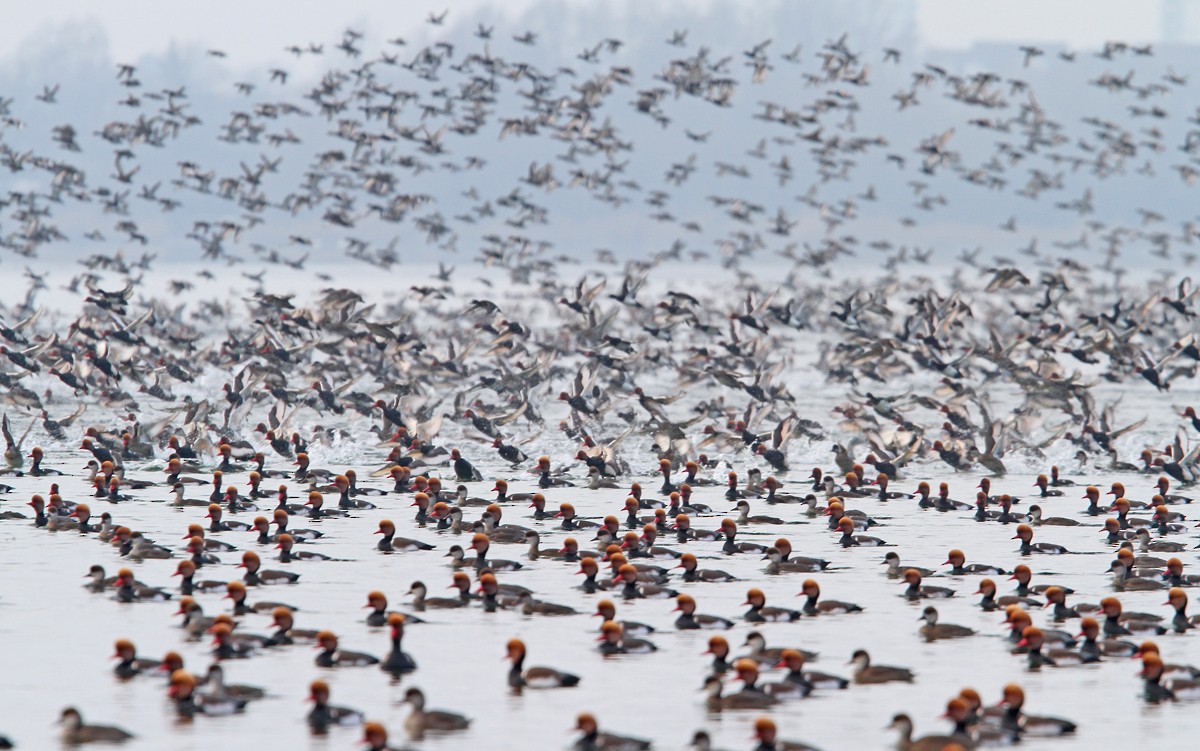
[2,436,1199,750]
[0,265,1196,750]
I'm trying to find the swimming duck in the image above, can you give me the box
[506,638,580,688]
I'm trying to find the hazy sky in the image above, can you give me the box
[1,0,1195,276]
[0,0,1171,71]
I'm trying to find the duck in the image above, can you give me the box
[824,499,877,528]
[1162,557,1200,586]
[360,721,404,751]
[165,457,207,485]
[469,533,523,570]
[260,605,316,646]
[1165,587,1200,633]
[225,580,296,616]
[519,591,579,616]
[1110,560,1166,592]
[402,687,471,739]
[996,683,1076,737]
[836,516,886,547]
[364,591,403,628]
[557,502,600,530]
[293,452,333,482]
[1042,586,1083,622]
[750,716,819,751]
[208,623,257,660]
[304,490,349,518]
[973,493,1001,522]
[491,479,534,503]
[27,446,62,476]
[127,533,176,561]
[1027,504,1079,526]
[1033,475,1064,497]
[113,567,171,602]
[1140,653,1200,702]
[918,607,975,640]
[476,572,521,612]
[770,538,830,570]
[716,518,767,554]
[523,530,564,559]
[741,631,818,667]
[1048,466,1075,486]
[1007,564,1068,597]
[1100,596,1166,637]
[702,672,778,711]
[882,551,936,578]
[912,481,936,509]
[688,730,733,751]
[168,669,246,717]
[676,553,736,582]
[535,455,573,488]
[408,579,468,610]
[1102,517,1136,543]
[314,630,379,667]
[871,473,908,502]
[798,579,863,615]
[1134,641,1200,680]
[239,550,300,585]
[184,524,232,555]
[344,468,386,497]
[702,635,733,674]
[1013,524,1067,555]
[58,707,134,744]
[307,679,363,732]
[576,558,612,594]
[942,548,1004,575]
[1082,486,1105,515]
[506,638,580,688]
[674,594,734,630]
[202,663,266,702]
[205,504,251,532]
[375,519,434,552]
[175,597,215,639]
[742,587,801,622]
[1107,482,1150,510]
[762,476,805,504]
[1016,626,1083,669]
[271,509,322,542]
[381,613,418,675]
[1076,616,1136,659]
[1108,497,1152,530]
[849,649,914,683]
[764,547,826,575]
[275,533,333,562]
[572,712,650,751]
[935,483,973,511]
[111,638,162,679]
[902,569,955,599]
[593,599,655,637]
[774,647,848,691]
[732,500,784,525]
[1155,476,1193,505]
[629,526,681,560]
[585,465,621,489]
[887,713,971,751]
[596,619,658,655]
[172,559,225,596]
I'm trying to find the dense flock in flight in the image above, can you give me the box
[0,8,1199,751]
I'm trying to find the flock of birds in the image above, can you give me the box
[0,9,1200,751]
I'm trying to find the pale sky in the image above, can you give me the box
[0,0,1175,71]
[1,0,1194,272]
